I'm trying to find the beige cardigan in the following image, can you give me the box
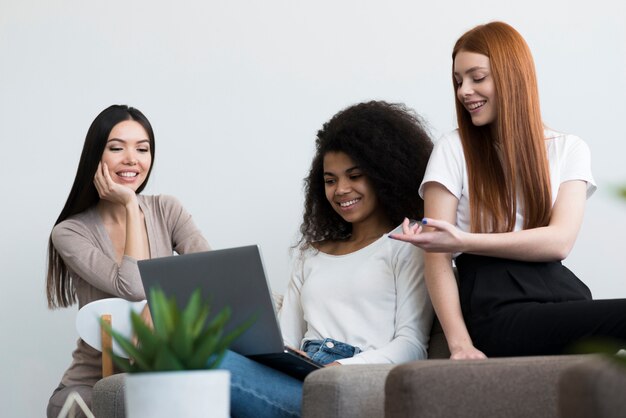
[51,194,210,387]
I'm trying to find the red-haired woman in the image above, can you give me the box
[391,21,626,359]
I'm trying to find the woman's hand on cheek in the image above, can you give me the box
[94,162,136,206]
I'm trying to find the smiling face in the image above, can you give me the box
[323,151,385,227]
[454,51,497,126]
[101,120,152,191]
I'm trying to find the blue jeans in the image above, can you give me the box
[302,338,361,365]
[219,340,360,418]
[219,350,303,418]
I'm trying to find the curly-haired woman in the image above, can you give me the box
[220,101,434,417]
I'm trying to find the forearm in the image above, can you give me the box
[424,253,474,354]
[52,226,146,299]
[124,198,150,260]
[463,182,587,261]
[463,226,574,262]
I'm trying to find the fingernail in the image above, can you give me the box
[421,218,427,225]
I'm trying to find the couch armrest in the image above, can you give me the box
[302,364,395,418]
[92,374,126,418]
[559,356,626,418]
[385,355,590,418]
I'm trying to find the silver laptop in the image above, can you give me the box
[137,245,322,380]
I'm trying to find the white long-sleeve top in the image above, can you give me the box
[279,225,433,365]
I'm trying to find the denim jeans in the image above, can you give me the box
[302,338,361,365]
[219,350,303,418]
[218,339,360,418]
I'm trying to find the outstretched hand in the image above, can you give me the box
[388,217,468,253]
[94,162,137,206]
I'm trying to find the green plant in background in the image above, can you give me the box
[100,287,253,372]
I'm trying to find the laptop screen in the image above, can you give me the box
[138,246,285,356]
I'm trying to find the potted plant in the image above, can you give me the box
[101,287,251,418]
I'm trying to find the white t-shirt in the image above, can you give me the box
[419,129,597,234]
[279,225,433,365]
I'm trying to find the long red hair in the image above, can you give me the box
[452,22,551,233]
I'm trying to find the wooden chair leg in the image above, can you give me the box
[100,314,113,378]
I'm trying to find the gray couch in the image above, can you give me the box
[92,320,624,417]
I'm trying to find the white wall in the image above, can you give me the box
[1,1,624,416]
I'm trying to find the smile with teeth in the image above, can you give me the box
[467,101,486,111]
[339,198,360,208]
[118,172,138,178]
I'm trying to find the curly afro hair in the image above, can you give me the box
[298,100,433,248]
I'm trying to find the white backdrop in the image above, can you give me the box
[1,1,625,416]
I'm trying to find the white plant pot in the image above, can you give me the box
[125,369,230,418]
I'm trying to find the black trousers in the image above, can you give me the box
[456,253,626,357]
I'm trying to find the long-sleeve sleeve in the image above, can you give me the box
[159,194,211,254]
[279,255,307,349]
[51,220,146,300]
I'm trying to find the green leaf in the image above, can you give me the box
[109,351,133,373]
[204,306,232,336]
[182,289,202,328]
[130,311,159,359]
[171,313,192,360]
[188,325,224,369]
[189,312,256,369]
[168,296,179,331]
[213,314,257,360]
[99,317,151,370]
[185,290,210,339]
[153,345,185,371]
[150,287,175,339]
[206,350,228,370]
[190,305,210,340]
[573,338,623,356]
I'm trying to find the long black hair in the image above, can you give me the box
[298,101,433,248]
[46,105,155,308]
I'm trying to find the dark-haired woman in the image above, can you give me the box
[220,101,434,417]
[391,22,626,359]
[46,105,209,417]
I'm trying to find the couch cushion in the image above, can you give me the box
[385,355,590,418]
[302,364,394,418]
[92,374,126,418]
[559,356,626,418]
